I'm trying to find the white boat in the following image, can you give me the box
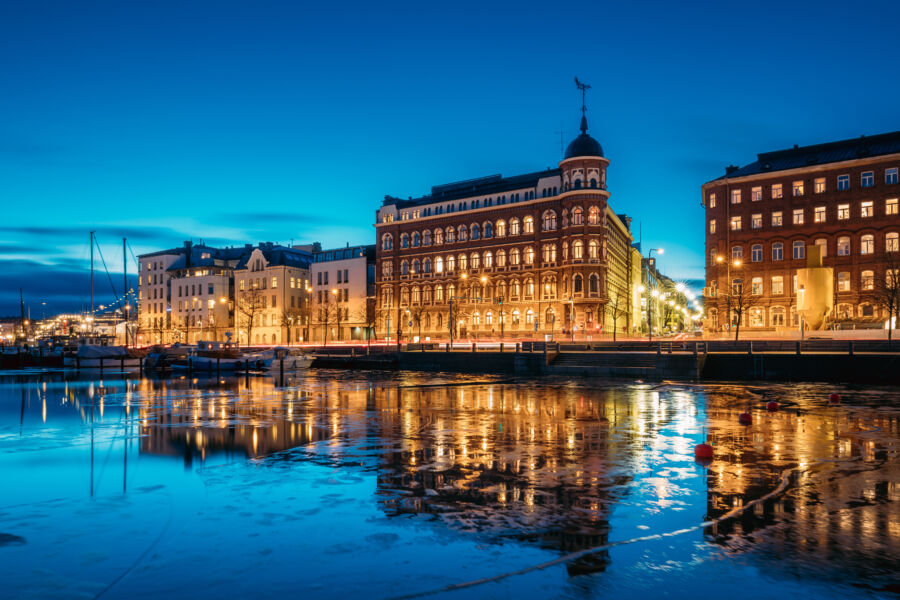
[65,343,142,368]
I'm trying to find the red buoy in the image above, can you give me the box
[829,392,841,404]
[766,401,779,412]
[694,442,714,460]
[738,412,752,425]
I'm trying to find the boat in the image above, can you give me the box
[65,339,144,368]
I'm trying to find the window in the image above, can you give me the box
[861,201,873,218]
[731,189,741,204]
[772,211,783,227]
[837,236,851,256]
[434,228,443,244]
[709,219,716,234]
[887,199,898,215]
[751,213,762,229]
[496,249,506,267]
[860,234,874,255]
[732,245,743,260]
[458,225,468,241]
[837,174,850,190]
[571,207,583,225]
[588,206,600,224]
[588,240,599,259]
[589,273,600,295]
[446,254,455,271]
[730,216,742,231]
[814,177,826,194]
[815,238,827,258]
[861,270,874,291]
[838,204,850,219]
[837,271,850,292]
[446,227,455,243]
[861,171,874,188]
[887,168,899,185]
[412,232,420,247]
[887,232,899,253]
[435,257,443,273]
[814,206,826,223]
[751,277,763,295]
[573,274,583,293]
[751,186,762,202]
[458,254,467,270]
[771,183,783,199]
[382,234,393,250]
[861,304,875,317]
[710,249,718,264]
[469,252,480,269]
[793,208,804,225]
[793,180,804,196]
[523,216,534,233]
[509,218,520,236]
[483,222,493,238]
[792,241,805,260]
[423,230,432,245]
[524,246,534,264]
[423,257,432,273]
[772,242,784,261]
[496,220,507,237]
[483,251,493,268]
[732,278,743,294]
[771,306,785,326]
[542,210,557,231]
[470,224,480,240]
[573,240,584,259]
[510,248,520,265]
[400,233,409,248]
[771,275,784,295]
[751,244,762,262]
[708,193,717,208]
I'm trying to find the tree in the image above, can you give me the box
[606,288,628,342]
[725,278,759,341]
[874,252,900,344]
[237,287,265,346]
[409,304,427,340]
[280,306,304,345]
[353,297,377,344]
[314,297,340,345]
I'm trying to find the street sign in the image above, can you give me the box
[408,320,413,327]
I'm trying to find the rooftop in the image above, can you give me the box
[711,130,900,181]
[384,168,561,209]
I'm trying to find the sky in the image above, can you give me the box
[2,0,899,315]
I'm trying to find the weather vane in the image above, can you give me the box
[574,76,591,116]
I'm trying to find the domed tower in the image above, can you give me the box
[559,98,609,192]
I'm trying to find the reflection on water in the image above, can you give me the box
[1,372,898,599]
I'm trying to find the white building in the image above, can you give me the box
[310,245,376,342]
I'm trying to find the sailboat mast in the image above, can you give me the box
[90,231,95,333]
[123,237,127,346]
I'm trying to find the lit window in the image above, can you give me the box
[837,236,851,256]
[772,243,783,261]
[751,213,762,229]
[860,234,874,255]
[751,277,763,295]
[732,246,743,260]
[861,201,873,218]
[886,198,898,215]
[732,278,743,295]
[886,232,899,253]
[887,167,899,185]
[861,270,874,290]
[815,238,827,257]
[814,206,826,223]
[771,211,783,227]
[771,183,783,199]
[814,178,826,194]
[709,220,716,234]
[730,216,742,231]
[792,241,805,260]
[861,171,874,188]
[837,204,850,219]
[751,244,762,262]
[523,216,534,233]
[837,272,850,292]
[731,189,741,204]
[708,193,717,208]
[793,208,804,225]
[751,186,762,202]
[837,174,850,190]
[793,180,804,196]
[771,276,784,295]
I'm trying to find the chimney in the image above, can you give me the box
[184,241,192,268]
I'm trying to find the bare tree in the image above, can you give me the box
[315,299,340,346]
[409,304,427,340]
[237,287,265,346]
[353,297,377,344]
[874,252,900,344]
[280,306,304,345]
[606,288,628,342]
[725,279,759,341]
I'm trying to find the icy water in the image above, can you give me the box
[1,371,898,600]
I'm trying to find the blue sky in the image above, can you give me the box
[2,0,899,315]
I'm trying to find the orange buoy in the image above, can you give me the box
[738,412,752,425]
[766,401,779,412]
[829,392,841,404]
[694,442,714,460]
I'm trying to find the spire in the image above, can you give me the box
[574,76,591,134]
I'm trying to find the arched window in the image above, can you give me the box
[400,287,410,306]
[446,227,456,243]
[523,215,534,233]
[456,253,466,270]
[484,251,493,268]
[437,313,443,328]
[749,307,764,327]
[496,220,507,237]
[412,259,421,274]
[434,228,443,245]
[510,279,521,299]
[525,309,534,324]
[573,240,584,259]
[751,244,762,262]
[772,242,784,261]
[423,257,432,273]
[412,232,420,247]
[542,243,557,263]
[472,311,481,326]
[458,225,468,241]
[837,236,850,256]
[510,248,521,265]
[524,246,535,264]
[524,277,535,299]
[770,306,786,326]
[588,240,599,259]
[887,232,899,253]
[509,218,521,235]
[447,283,456,299]
[423,286,432,304]
[541,275,557,299]
[435,256,444,273]
[483,222,493,238]
[400,233,409,248]
[401,260,409,275]
[588,206,600,224]
[571,206,583,225]
[411,286,421,304]
[435,284,444,302]
[470,252,480,269]
[381,262,393,278]
[470,223,480,240]
[496,280,507,299]
[382,233,393,250]
[573,274,583,293]
[589,273,599,295]
[485,310,493,326]
[542,210,557,231]
[496,249,506,267]
[423,230,432,246]
[861,234,874,255]
[446,254,455,271]
[512,309,521,324]
[381,287,392,308]
[589,178,597,188]
[573,179,582,189]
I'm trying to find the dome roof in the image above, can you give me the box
[564,115,604,159]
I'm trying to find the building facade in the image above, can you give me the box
[309,244,376,343]
[703,132,900,333]
[374,110,641,341]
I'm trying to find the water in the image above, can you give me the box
[1,370,898,599]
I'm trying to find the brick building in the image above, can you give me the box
[703,131,900,333]
[374,108,641,341]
